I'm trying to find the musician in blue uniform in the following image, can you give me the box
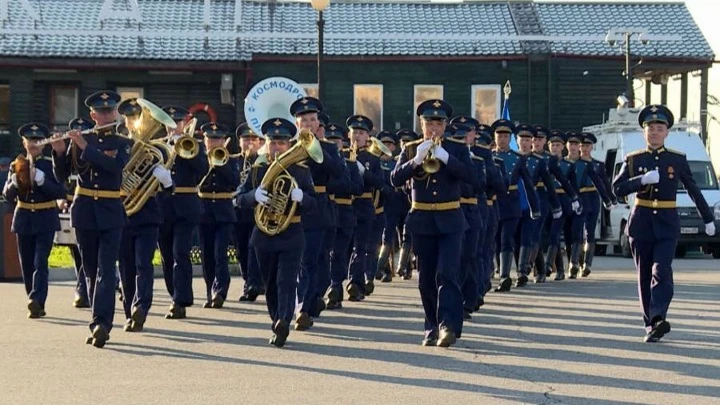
[198,122,239,309]
[325,126,364,309]
[158,106,208,319]
[51,90,129,348]
[448,120,486,320]
[291,97,346,329]
[346,115,385,301]
[233,123,263,302]
[391,99,475,347]
[580,132,617,277]
[116,99,174,332]
[613,104,716,342]
[565,132,613,279]
[235,118,318,347]
[391,129,418,280]
[491,119,540,292]
[514,124,560,286]
[366,130,393,284]
[3,123,65,318]
[62,118,93,308]
[531,127,579,282]
[376,131,404,282]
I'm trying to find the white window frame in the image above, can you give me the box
[299,83,319,99]
[353,84,383,132]
[50,85,79,130]
[470,84,502,124]
[117,86,145,101]
[413,84,444,132]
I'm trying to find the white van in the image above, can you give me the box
[585,107,720,258]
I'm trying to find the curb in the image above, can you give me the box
[47,265,244,282]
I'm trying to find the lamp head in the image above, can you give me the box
[311,0,330,11]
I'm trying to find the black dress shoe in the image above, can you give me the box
[474,297,485,311]
[374,271,383,281]
[644,320,671,342]
[202,301,212,308]
[131,307,146,332]
[495,277,512,292]
[294,312,314,331]
[364,280,375,296]
[91,325,109,348]
[73,296,90,309]
[437,327,457,348]
[211,296,224,309]
[515,275,528,287]
[270,320,290,348]
[314,297,326,315]
[347,283,364,302]
[123,319,134,332]
[463,311,472,321]
[325,300,342,310]
[554,272,565,281]
[380,272,392,283]
[239,288,259,302]
[402,271,412,280]
[27,299,42,319]
[581,267,591,277]
[422,333,438,347]
[165,304,186,319]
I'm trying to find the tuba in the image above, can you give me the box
[254,128,324,236]
[121,98,177,216]
[366,137,393,158]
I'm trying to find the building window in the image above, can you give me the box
[50,85,78,131]
[414,85,444,132]
[471,85,502,125]
[353,84,383,133]
[117,87,144,101]
[0,85,9,133]
[299,83,319,99]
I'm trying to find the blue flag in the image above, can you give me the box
[503,95,528,210]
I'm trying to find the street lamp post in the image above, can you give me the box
[311,0,330,101]
[606,29,648,108]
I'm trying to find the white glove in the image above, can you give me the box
[434,146,449,164]
[291,188,303,203]
[571,200,580,212]
[152,166,173,188]
[552,210,562,219]
[10,173,18,187]
[530,211,541,220]
[706,222,716,237]
[33,169,45,186]
[641,170,659,185]
[412,140,434,165]
[254,187,269,205]
[356,161,366,176]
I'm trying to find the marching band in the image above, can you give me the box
[3,87,716,348]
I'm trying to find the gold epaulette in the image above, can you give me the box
[475,143,491,150]
[470,154,484,162]
[444,137,465,145]
[625,149,646,158]
[319,139,335,145]
[666,148,686,156]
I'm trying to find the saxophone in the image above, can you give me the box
[254,129,324,236]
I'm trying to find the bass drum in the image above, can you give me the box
[244,77,307,136]
[54,213,76,246]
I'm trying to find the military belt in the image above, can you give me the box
[357,192,373,199]
[579,186,597,193]
[508,185,518,191]
[375,207,384,214]
[65,194,74,201]
[556,189,566,194]
[460,197,478,205]
[536,182,545,188]
[290,216,302,224]
[335,198,353,206]
[198,192,234,200]
[75,186,121,200]
[173,187,199,194]
[411,201,461,211]
[314,186,327,194]
[635,198,676,209]
[16,201,57,211]
[486,199,495,206]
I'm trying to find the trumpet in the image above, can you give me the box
[172,118,200,160]
[35,122,118,146]
[421,134,443,174]
[207,137,232,167]
[348,139,358,162]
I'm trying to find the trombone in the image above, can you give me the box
[168,118,199,160]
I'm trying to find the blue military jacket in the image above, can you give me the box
[238,162,317,252]
[460,152,487,228]
[383,157,410,218]
[613,146,714,241]
[493,149,540,219]
[52,128,129,230]
[305,139,347,230]
[234,152,259,225]
[199,157,240,224]
[391,137,475,235]
[569,157,613,205]
[3,156,65,235]
[538,151,578,201]
[554,157,581,200]
[353,148,385,222]
[471,144,506,203]
[159,139,209,224]
[592,158,618,204]
[525,152,561,213]
[328,153,364,227]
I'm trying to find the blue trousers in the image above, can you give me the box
[348,219,371,287]
[330,225,354,290]
[298,228,325,314]
[316,228,335,304]
[383,212,404,248]
[479,204,497,297]
[549,196,574,246]
[76,228,122,333]
[630,237,677,331]
[413,232,464,338]
[234,221,259,292]
[256,247,303,325]
[366,213,385,280]
[583,191,601,243]
[119,225,158,319]
[69,244,89,303]
[199,223,232,302]
[569,202,589,245]
[158,221,196,307]
[518,210,537,248]
[17,232,54,308]
[461,220,481,312]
